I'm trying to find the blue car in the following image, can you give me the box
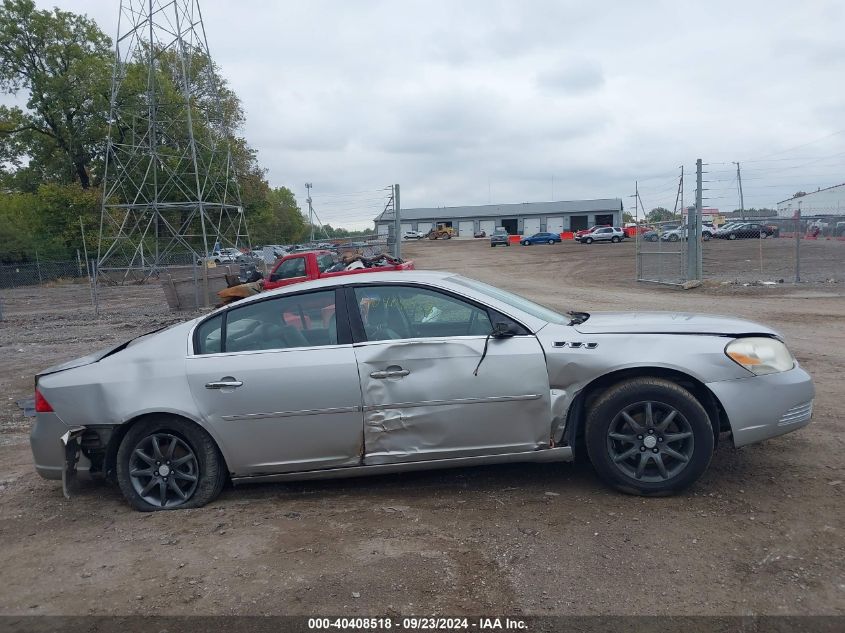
[521,232,562,246]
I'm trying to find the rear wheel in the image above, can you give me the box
[522,240,530,246]
[585,378,714,496]
[116,416,226,511]
[548,239,555,245]
[611,236,620,243]
[728,233,737,240]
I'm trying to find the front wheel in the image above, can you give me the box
[522,240,530,246]
[702,232,711,241]
[585,377,714,496]
[548,239,555,245]
[116,416,227,511]
[728,233,737,240]
[584,237,594,244]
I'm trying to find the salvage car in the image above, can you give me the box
[31,271,814,510]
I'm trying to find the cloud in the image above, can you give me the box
[10,0,845,229]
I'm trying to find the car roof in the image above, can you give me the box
[229,270,454,309]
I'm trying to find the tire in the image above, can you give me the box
[702,232,711,241]
[647,235,657,242]
[491,243,496,247]
[584,377,714,496]
[728,233,737,240]
[116,416,227,511]
[548,240,555,245]
[611,236,620,243]
[522,240,530,246]
[668,234,679,242]
[760,232,767,239]
[584,237,594,244]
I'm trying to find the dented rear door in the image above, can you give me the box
[348,284,551,465]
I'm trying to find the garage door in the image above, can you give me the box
[546,217,564,234]
[479,220,496,235]
[400,223,413,234]
[458,221,474,237]
[522,217,541,235]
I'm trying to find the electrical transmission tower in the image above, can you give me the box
[97,0,249,282]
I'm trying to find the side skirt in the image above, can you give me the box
[231,446,574,485]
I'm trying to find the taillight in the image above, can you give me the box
[34,388,54,413]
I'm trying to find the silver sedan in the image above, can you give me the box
[30,271,814,510]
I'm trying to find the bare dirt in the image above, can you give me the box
[0,239,843,616]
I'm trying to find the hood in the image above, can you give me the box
[573,312,779,337]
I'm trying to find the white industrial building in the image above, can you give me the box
[375,198,623,237]
[777,183,845,217]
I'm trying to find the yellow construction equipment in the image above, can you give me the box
[426,224,455,240]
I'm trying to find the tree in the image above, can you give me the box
[249,187,308,245]
[623,211,635,225]
[647,207,677,223]
[0,0,113,189]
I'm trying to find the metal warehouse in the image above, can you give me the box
[375,198,624,237]
[777,183,845,218]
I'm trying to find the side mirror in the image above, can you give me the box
[491,321,517,338]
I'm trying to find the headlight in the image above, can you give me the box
[725,337,795,375]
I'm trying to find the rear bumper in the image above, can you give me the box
[30,413,91,480]
[707,366,815,447]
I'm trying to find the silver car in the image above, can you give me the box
[31,271,814,510]
[579,227,625,243]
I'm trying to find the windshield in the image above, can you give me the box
[449,275,571,325]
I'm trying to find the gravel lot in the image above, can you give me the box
[0,238,843,616]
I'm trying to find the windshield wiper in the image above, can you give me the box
[567,311,590,325]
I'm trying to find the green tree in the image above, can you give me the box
[249,186,308,245]
[647,207,677,223]
[0,0,112,189]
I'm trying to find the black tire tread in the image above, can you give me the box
[584,377,714,497]
[116,416,226,512]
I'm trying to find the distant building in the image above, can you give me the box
[777,183,845,218]
[375,198,623,237]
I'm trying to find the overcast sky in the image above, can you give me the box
[12,0,845,228]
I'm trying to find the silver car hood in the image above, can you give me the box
[572,312,779,337]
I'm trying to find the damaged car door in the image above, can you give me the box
[186,289,363,476]
[348,284,552,465]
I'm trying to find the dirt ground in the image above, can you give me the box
[0,239,843,616]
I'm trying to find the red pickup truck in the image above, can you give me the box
[263,251,414,291]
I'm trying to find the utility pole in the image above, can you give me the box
[734,161,745,221]
[393,184,401,259]
[687,159,703,282]
[794,200,801,283]
[305,183,314,243]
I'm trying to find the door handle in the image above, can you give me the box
[205,379,244,389]
[369,368,410,379]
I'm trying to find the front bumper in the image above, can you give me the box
[707,365,815,447]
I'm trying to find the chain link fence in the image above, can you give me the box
[635,220,690,285]
[702,216,845,285]
[0,258,91,289]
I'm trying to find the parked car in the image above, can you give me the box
[574,225,610,240]
[490,228,510,247]
[521,232,562,246]
[263,250,415,291]
[715,222,776,240]
[577,227,626,244]
[661,226,713,242]
[403,230,425,240]
[31,270,814,510]
[197,247,242,265]
[473,230,487,238]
